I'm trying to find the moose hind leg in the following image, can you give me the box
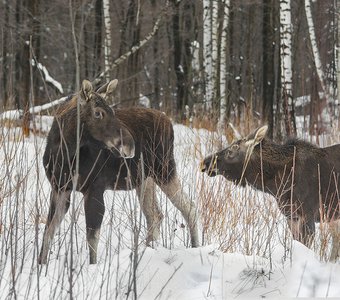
[136,177,163,246]
[329,220,340,262]
[39,189,71,264]
[84,189,105,264]
[160,175,199,247]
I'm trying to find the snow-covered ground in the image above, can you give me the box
[0,119,339,299]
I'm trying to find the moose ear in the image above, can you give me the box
[245,125,268,147]
[254,125,268,143]
[105,79,118,98]
[80,80,93,103]
[95,82,109,95]
[97,79,118,100]
[226,123,242,144]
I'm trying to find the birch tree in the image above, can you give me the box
[203,0,212,108]
[211,0,218,107]
[218,0,230,132]
[305,0,329,97]
[103,0,111,82]
[280,0,295,135]
[203,0,218,110]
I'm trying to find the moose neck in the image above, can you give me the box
[57,107,87,157]
[254,138,295,165]
[244,138,295,193]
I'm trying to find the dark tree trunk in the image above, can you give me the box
[172,0,184,113]
[30,0,41,100]
[172,0,195,116]
[93,0,103,79]
[151,0,160,109]
[309,71,320,138]
[118,0,141,105]
[262,0,275,138]
[1,0,10,109]
[182,1,195,109]
[215,1,224,114]
[227,0,235,123]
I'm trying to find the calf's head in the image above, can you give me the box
[79,79,135,158]
[201,125,268,182]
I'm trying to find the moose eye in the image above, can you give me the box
[94,110,104,119]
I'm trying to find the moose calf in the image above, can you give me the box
[201,125,340,261]
[39,79,199,264]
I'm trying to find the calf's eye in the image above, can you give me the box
[94,110,104,119]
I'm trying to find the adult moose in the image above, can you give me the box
[39,79,198,264]
[201,125,340,261]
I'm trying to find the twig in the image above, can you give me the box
[296,261,307,297]
[154,262,183,300]
[93,1,170,85]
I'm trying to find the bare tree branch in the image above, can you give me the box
[93,1,169,85]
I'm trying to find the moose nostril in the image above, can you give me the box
[118,144,135,159]
[200,161,206,172]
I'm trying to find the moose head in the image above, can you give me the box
[78,79,135,158]
[201,125,268,183]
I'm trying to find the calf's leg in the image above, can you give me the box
[136,177,163,246]
[160,174,199,247]
[39,189,71,264]
[84,189,105,264]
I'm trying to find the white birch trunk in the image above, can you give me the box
[218,0,230,132]
[203,0,219,111]
[203,0,213,108]
[103,0,111,82]
[280,0,293,132]
[305,0,328,97]
[211,0,218,104]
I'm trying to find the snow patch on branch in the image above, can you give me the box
[32,60,64,94]
[0,110,23,121]
[0,96,68,121]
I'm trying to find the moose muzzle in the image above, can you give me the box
[200,155,219,177]
[106,136,135,158]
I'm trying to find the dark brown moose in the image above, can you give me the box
[201,125,340,261]
[39,79,198,264]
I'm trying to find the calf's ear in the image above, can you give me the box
[245,125,268,147]
[105,79,118,99]
[226,123,242,144]
[96,82,109,95]
[254,125,268,144]
[97,79,118,101]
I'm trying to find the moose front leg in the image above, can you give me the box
[39,189,71,264]
[84,189,105,264]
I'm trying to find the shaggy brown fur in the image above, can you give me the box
[39,80,198,265]
[202,125,340,261]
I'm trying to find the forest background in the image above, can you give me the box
[0,0,339,140]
